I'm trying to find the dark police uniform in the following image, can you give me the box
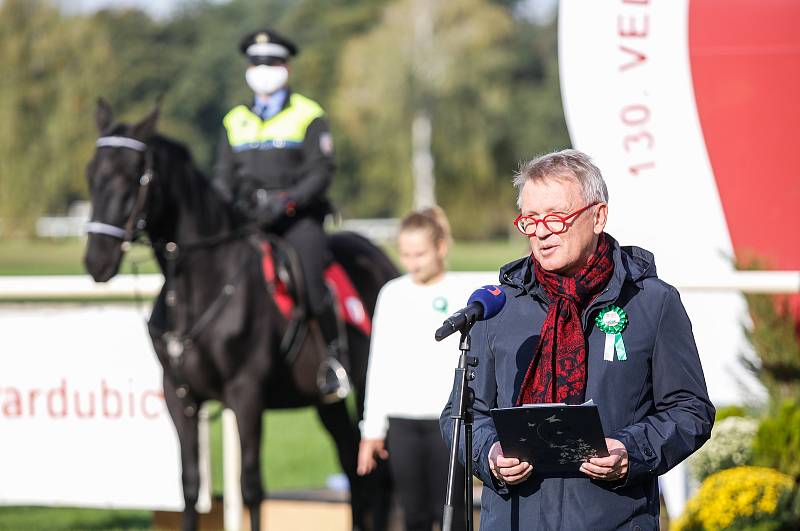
[214,90,335,319]
[212,29,347,400]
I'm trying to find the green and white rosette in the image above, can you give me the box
[432,296,448,314]
[595,305,629,361]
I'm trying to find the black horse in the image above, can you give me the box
[83,100,397,531]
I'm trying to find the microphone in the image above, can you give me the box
[435,285,506,341]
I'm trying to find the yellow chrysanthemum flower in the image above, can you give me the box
[672,466,796,531]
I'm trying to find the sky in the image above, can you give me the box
[58,0,210,19]
[58,0,558,23]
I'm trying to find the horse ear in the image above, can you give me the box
[132,104,160,140]
[96,97,114,133]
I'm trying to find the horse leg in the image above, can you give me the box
[163,377,200,531]
[316,400,389,531]
[226,382,265,531]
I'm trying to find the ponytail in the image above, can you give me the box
[399,205,452,249]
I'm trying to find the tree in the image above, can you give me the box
[0,0,571,239]
[331,0,569,237]
[332,0,516,236]
[0,0,117,234]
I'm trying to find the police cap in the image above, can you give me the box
[239,29,298,64]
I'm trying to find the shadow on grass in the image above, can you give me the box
[0,507,151,530]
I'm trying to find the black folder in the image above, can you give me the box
[489,402,609,477]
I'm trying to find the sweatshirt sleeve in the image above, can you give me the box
[611,286,715,486]
[360,285,393,440]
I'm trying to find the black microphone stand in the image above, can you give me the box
[442,322,479,531]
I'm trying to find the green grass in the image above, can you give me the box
[0,239,158,276]
[0,507,151,530]
[207,404,341,494]
[0,237,528,277]
[450,239,529,271]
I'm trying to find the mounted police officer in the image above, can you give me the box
[212,28,348,402]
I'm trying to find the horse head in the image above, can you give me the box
[84,98,160,282]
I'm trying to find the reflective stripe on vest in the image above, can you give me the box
[223,93,325,152]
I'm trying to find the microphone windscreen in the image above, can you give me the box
[467,285,506,320]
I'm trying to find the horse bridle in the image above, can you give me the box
[86,135,154,251]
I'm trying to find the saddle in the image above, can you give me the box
[258,237,371,363]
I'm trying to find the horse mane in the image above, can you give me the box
[156,132,239,237]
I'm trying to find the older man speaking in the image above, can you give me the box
[441,149,714,530]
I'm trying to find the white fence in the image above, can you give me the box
[3,270,797,300]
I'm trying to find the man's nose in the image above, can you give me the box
[535,222,554,238]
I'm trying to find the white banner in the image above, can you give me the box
[0,304,200,511]
[558,0,764,409]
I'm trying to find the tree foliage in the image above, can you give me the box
[0,0,569,238]
[743,291,800,405]
[752,400,800,480]
[0,0,116,233]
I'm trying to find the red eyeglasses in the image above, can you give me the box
[513,202,599,236]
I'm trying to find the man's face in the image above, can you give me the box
[519,175,607,276]
[245,60,291,96]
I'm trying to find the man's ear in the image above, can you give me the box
[593,203,608,235]
[96,97,114,133]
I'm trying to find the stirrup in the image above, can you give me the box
[317,357,351,404]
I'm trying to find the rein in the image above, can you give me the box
[157,239,253,417]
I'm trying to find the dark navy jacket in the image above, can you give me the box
[440,236,714,531]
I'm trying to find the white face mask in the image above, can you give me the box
[245,65,288,95]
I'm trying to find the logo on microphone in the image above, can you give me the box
[487,286,501,296]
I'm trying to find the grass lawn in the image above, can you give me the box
[0,507,152,531]
[0,236,529,276]
[0,237,527,529]
[0,238,158,276]
[208,404,343,494]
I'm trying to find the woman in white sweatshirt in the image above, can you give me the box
[357,207,466,531]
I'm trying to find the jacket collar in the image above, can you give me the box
[247,87,294,119]
[498,234,657,303]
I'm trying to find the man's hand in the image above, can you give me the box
[357,438,389,476]
[257,196,291,227]
[488,441,533,485]
[579,437,629,481]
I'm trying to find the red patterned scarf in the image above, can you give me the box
[516,233,614,405]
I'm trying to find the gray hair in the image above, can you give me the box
[513,149,609,210]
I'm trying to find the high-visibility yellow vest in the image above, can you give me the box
[223,93,325,152]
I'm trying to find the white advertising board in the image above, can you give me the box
[0,304,201,511]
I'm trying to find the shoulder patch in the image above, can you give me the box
[319,132,334,155]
